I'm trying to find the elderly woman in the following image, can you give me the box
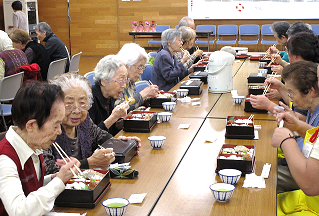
[89,55,130,135]
[272,61,319,194]
[272,61,319,215]
[0,82,80,216]
[152,28,189,92]
[43,73,141,175]
[250,32,319,118]
[175,26,203,72]
[116,43,159,110]
[0,30,27,80]
[9,29,50,81]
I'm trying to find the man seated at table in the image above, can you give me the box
[35,22,70,72]
[151,29,189,92]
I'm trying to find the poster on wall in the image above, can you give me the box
[188,0,319,19]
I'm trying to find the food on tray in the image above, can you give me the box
[130,113,153,120]
[156,93,174,98]
[248,85,265,89]
[227,116,253,127]
[65,169,105,190]
[219,145,254,161]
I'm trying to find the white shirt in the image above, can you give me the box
[0,126,65,216]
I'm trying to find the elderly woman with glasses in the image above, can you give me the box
[43,73,141,175]
[89,55,130,135]
[271,61,319,215]
[116,43,159,110]
[151,28,189,92]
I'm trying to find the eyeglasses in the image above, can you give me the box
[286,92,293,98]
[65,104,90,112]
[134,65,147,70]
[111,78,130,86]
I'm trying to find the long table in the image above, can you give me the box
[53,57,278,215]
[129,31,214,51]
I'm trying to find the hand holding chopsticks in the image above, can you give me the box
[262,44,277,60]
[180,47,191,58]
[263,71,277,95]
[52,142,83,177]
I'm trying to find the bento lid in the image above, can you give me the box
[208,51,235,66]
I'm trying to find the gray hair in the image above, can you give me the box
[161,29,182,48]
[178,16,193,29]
[286,21,313,38]
[117,43,148,68]
[93,55,125,85]
[50,73,93,106]
[270,21,290,39]
[35,22,52,34]
[0,30,13,51]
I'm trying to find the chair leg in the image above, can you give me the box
[0,104,7,131]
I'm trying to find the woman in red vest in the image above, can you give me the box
[0,82,80,216]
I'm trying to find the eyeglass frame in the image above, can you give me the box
[111,78,130,86]
[65,104,91,112]
[134,64,147,70]
[286,92,293,98]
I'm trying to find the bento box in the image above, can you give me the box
[194,64,207,72]
[55,169,111,208]
[247,73,267,84]
[149,92,176,108]
[123,111,157,132]
[248,84,265,95]
[235,54,250,59]
[225,116,254,139]
[216,144,255,175]
[180,79,203,95]
[249,55,260,61]
[244,95,268,113]
[189,71,208,84]
[102,138,137,164]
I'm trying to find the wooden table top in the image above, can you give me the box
[150,118,278,216]
[52,117,205,216]
[53,58,279,216]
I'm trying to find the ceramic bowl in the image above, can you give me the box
[209,183,235,202]
[258,62,267,68]
[148,135,166,149]
[218,169,242,185]
[162,102,176,111]
[102,198,129,216]
[176,89,189,97]
[232,96,245,105]
[158,112,173,122]
[258,69,268,74]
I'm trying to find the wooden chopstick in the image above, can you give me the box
[98,144,105,149]
[52,142,77,177]
[53,142,84,175]
[263,72,277,95]
[266,51,280,67]
[262,44,277,60]
[180,48,191,58]
[244,114,254,126]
